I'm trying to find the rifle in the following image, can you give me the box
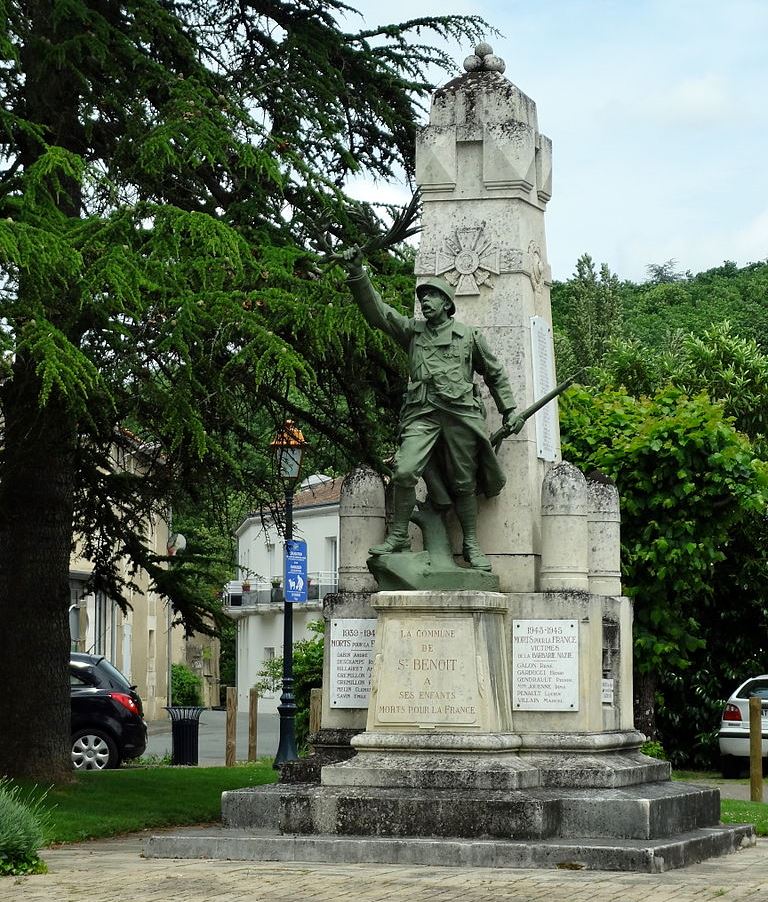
[490,369,585,453]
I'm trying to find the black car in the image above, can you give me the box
[70,652,147,769]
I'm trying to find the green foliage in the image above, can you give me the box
[550,253,623,377]
[620,260,768,354]
[1,0,491,779]
[561,384,768,675]
[668,322,768,442]
[0,778,49,875]
[292,621,325,750]
[0,850,47,876]
[640,740,668,760]
[170,663,203,706]
[561,374,768,765]
[254,657,283,697]
[0,0,490,638]
[646,259,687,284]
[600,337,669,397]
[556,255,768,766]
[256,620,324,752]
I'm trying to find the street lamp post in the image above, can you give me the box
[270,420,307,768]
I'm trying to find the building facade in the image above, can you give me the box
[67,441,219,718]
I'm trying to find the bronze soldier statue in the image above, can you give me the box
[342,248,524,571]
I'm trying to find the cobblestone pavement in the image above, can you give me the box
[3,834,768,902]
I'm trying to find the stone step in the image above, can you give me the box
[145,824,756,873]
[222,781,720,841]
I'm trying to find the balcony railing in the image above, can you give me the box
[225,571,337,607]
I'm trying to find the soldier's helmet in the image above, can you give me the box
[416,277,456,316]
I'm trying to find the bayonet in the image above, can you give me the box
[491,369,585,453]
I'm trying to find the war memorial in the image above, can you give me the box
[147,45,754,872]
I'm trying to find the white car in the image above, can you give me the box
[718,674,768,778]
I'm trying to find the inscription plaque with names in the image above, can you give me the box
[530,315,557,462]
[375,617,479,726]
[512,619,579,711]
[329,618,376,708]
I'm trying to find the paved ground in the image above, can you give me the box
[4,832,768,901]
[8,716,765,899]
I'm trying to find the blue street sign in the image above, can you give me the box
[284,539,308,603]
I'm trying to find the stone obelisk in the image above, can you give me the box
[415,44,556,592]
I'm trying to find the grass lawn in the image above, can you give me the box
[9,764,768,845]
[16,761,277,845]
[673,769,768,836]
[721,800,768,835]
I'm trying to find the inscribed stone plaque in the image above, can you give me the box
[512,619,579,711]
[530,315,557,462]
[329,619,376,708]
[602,678,614,705]
[375,617,479,726]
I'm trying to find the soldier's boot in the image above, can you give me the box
[454,494,492,571]
[369,485,416,555]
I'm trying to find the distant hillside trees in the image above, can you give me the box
[555,256,768,766]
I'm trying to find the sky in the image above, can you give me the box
[342,0,768,283]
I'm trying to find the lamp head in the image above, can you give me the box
[270,420,307,482]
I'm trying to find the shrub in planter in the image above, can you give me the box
[171,663,203,706]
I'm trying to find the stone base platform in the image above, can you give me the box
[145,746,755,873]
[145,824,755,874]
[220,781,722,842]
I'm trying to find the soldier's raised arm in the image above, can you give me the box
[339,247,412,348]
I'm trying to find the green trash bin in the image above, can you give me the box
[165,706,205,765]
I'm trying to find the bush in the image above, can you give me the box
[292,621,325,750]
[171,663,203,706]
[256,620,324,752]
[640,739,668,760]
[0,778,49,876]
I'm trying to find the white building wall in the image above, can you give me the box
[234,602,323,714]
[237,505,339,589]
[228,492,341,715]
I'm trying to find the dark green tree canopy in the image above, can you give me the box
[0,0,488,780]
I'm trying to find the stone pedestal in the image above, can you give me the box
[507,591,634,738]
[364,591,511,734]
[192,589,754,872]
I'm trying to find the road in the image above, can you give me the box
[145,708,281,764]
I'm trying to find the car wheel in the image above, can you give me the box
[71,729,120,770]
[720,755,742,779]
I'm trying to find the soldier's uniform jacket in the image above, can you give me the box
[348,272,516,499]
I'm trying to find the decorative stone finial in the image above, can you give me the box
[463,43,506,75]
